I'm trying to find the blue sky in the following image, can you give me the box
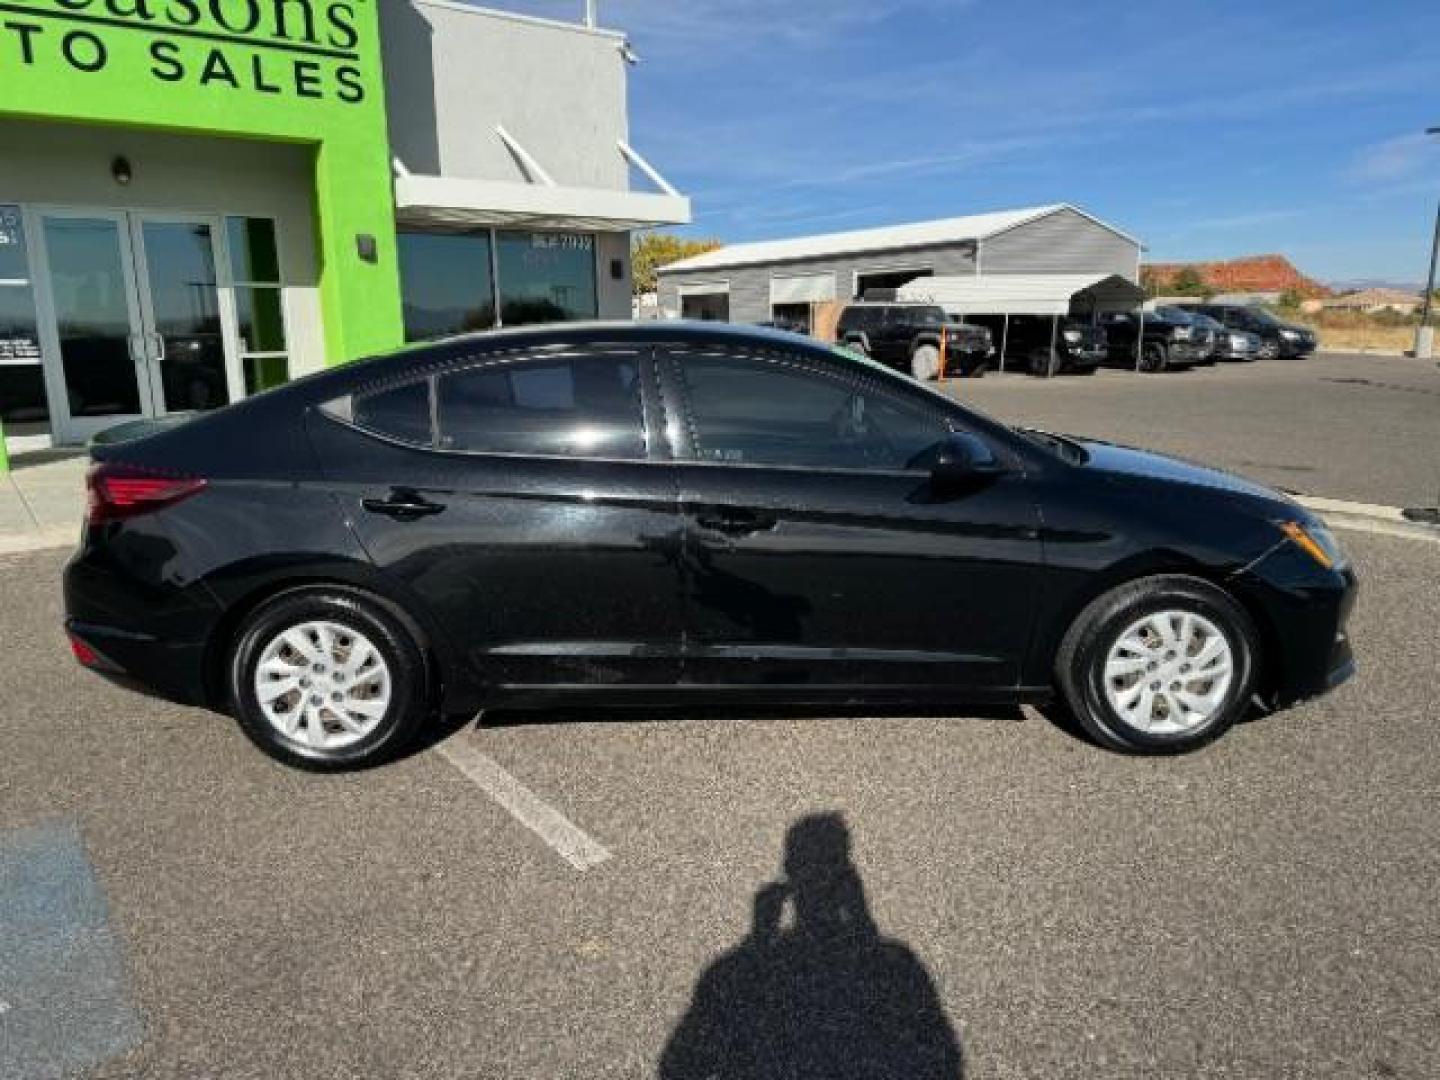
[502,1,1440,283]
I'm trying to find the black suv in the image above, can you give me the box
[968,315,1107,376]
[1175,303,1317,359]
[835,303,993,380]
[1097,309,1208,372]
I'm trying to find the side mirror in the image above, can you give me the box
[931,432,1004,488]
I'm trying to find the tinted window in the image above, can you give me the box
[676,349,952,470]
[436,350,644,458]
[496,231,597,326]
[397,231,496,342]
[353,380,432,445]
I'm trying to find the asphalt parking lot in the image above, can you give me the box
[3,347,1439,1079]
[2,524,1438,1077]
[944,350,1440,511]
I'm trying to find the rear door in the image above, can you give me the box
[656,341,1043,691]
[308,344,684,688]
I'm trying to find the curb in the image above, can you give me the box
[1294,495,1440,545]
[0,527,77,557]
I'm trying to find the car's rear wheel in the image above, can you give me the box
[229,590,427,771]
[1055,575,1259,754]
[910,343,941,380]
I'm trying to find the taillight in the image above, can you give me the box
[86,463,207,525]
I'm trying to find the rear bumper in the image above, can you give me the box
[64,543,222,707]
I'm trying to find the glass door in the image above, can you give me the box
[32,210,149,444]
[130,215,237,415]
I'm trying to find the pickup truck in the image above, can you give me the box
[1097,309,1209,372]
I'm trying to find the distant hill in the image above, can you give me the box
[1142,254,1331,298]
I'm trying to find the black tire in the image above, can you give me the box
[1055,575,1259,755]
[843,336,869,357]
[1027,347,1056,378]
[968,358,988,378]
[1140,342,1169,373]
[228,589,428,771]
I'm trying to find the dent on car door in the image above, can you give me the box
[307,346,685,689]
[658,344,1043,690]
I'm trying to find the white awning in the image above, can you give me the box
[770,272,836,305]
[898,273,1144,316]
[394,175,692,232]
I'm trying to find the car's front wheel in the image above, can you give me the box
[228,589,428,770]
[910,343,941,380]
[1140,342,1169,373]
[1055,575,1259,754]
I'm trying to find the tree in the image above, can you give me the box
[1171,266,1209,296]
[1277,287,1305,311]
[632,233,723,296]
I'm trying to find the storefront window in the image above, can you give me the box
[0,207,51,438]
[496,231,597,326]
[397,231,495,342]
[225,216,289,394]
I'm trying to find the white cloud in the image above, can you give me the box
[1347,133,1438,183]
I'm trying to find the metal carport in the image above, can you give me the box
[897,273,1147,373]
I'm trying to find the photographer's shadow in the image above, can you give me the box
[660,814,964,1079]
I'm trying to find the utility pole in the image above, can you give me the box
[1416,127,1440,359]
[584,0,598,27]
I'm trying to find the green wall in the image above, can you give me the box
[0,0,405,466]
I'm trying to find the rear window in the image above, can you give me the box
[353,380,432,445]
[435,350,645,458]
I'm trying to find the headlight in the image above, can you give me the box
[1173,327,1192,340]
[1278,520,1347,570]
[1230,334,1247,348]
[1063,330,1081,343]
[1280,329,1300,340]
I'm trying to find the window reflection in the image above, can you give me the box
[397,228,600,342]
[398,231,495,342]
[436,352,642,458]
[496,231,597,326]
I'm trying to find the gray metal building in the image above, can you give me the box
[656,204,1141,327]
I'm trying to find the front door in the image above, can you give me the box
[658,342,1043,690]
[29,208,237,444]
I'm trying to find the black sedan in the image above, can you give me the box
[64,323,1355,769]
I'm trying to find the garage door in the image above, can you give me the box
[770,272,836,305]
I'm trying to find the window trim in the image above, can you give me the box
[656,342,960,475]
[331,342,657,463]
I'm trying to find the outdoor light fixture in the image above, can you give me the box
[610,258,623,280]
[111,156,132,186]
[356,234,377,263]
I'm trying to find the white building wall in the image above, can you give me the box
[380,0,630,190]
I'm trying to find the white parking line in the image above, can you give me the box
[438,737,612,872]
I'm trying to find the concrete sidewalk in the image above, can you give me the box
[0,452,87,555]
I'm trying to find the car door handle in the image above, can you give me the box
[362,489,446,521]
[694,507,777,537]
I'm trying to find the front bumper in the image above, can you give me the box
[1233,541,1358,709]
[1167,340,1209,365]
